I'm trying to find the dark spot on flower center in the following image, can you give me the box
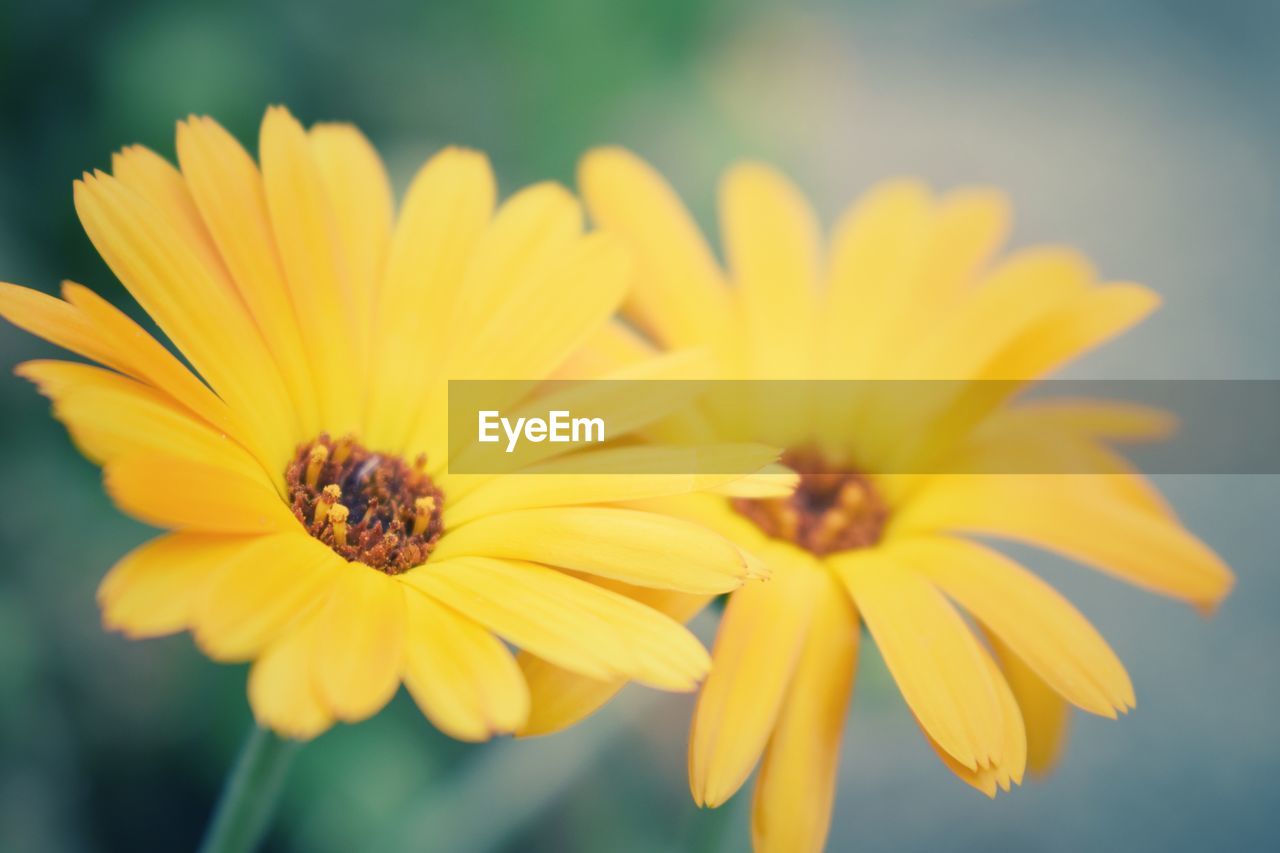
[732,449,887,556]
[285,434,444,574]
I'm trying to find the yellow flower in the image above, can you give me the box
[524,149,1235,851]
[0,110,764,741]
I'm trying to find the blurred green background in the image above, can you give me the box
[2,1,1278,850]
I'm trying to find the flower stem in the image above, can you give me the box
[198,724,300,853]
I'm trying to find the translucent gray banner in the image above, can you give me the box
[446,380,1280,475]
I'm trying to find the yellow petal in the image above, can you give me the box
[74,170,296,466]
[822,180,932,378]
[518,582,709,737]
[27,364,264,481]
[193,533,341,661]
[402,557,709,690]
[312,565,406,723]
[99,532,252,638]
[979,283,1161,380]
[401,590,529,741]
[578,147,731,348]
[901,247,1091,379]
[923,641,1026,796]
[0,282,127,372]
[248,609,334,740]
[990,632,1071,775]
[898,536,1133,716]
[690,546,822,807]
[110,144,229,288]
[103,455,296,534]
[176,115,320,434]
[833,548,1003,770]
[432,507,756,594]
[259,105,360,433]
[309,123,393,329]
[364,147,494,449]
[455,232,629,385]
[720,162,821,378]
[752,573,858,853]
[893,475,1234,606]
[59,282,245,442]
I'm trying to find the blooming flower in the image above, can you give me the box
[0,110,765,741]
[523,149,1235,851]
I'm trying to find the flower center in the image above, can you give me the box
[732,449,887,556]
[285,434,444,574]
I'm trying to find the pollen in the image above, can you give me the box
[733,449,887,556]
[285,434,444,574]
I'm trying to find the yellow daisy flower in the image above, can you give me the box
[0,110,765,742]
[523,149,1235,851]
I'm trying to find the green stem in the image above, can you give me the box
[198,724,300,853]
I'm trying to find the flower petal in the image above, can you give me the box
[690,546,821,807]
[193,533,340,661]
[260,105,360,433]
[898,535,1133,716]
[578,147,731,349]
[312,565,406,723]
[104,455,296,534]
[833,548,1004,771]
[364,147,494,450]
[401,590,528,741]
[989,632,1071,775]
[248,610,334,740]
[98,532,252,638]
[893,475,1234,606]
[720,162,821,378]
[176,115,321,434]
[403,557,709,690]
[751,573,858,853]
[433,506,757,594]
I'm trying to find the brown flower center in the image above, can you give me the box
[732,449,887,555]
[285,434,444,574]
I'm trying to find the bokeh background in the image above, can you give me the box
[2,1,1278,850]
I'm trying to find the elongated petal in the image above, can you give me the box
[518,583,709,737]
[833,548,1003,770]
[59,282,244,441]
[893,475,1233,606]
[312,566,406,723]
[752,574,858,853]
[979,283,1160,380]
[74,170,296,465]
[99,532,253,638]
[990,632,1071,775]
[822,180,932,378]
[899,536,1133,716]
[433,506,756,594]
[365,147,495,449]
[104,455,296,534]
[402,590,529,741]
[248,610,334,739]
[720,162,821,378]
[578,147,731,348]
[260,105,360,433]
[901,247,1090,379]
[22,362,264,480]
[402,557,709,689]
[193,533,341,661]
[176,115,320,433]
[690,546,821,807]
[110,145,229,287]
[923,641,1026,797]
[0,282,127,371]
[309,123,393,321]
